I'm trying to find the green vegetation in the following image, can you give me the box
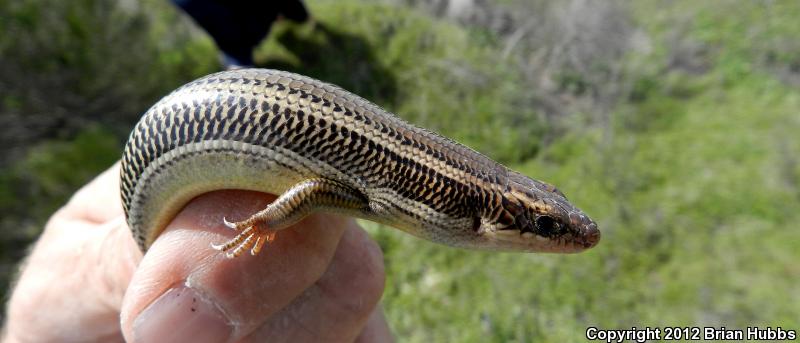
[1,0,797,340]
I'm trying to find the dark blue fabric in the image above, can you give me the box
[172,0,309,66]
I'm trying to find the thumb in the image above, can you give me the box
[119,190,352,343]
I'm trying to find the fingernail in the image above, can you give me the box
[133,286,232,343]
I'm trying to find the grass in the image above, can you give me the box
[1,0,798,340]
[364,1,800,340]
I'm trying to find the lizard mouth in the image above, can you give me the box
[488,220,600,253]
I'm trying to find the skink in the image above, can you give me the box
[121,69,600,257]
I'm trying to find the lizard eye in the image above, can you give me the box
[535,215,559,236]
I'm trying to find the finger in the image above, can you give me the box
[120,190,358,343]
[355,307,394,343]
[6,218,136,342]
[5,164,140,342]
[64,162,124,224]
[242,225,386,342]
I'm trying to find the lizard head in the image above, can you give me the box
[480,171,600,253]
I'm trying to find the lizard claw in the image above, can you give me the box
[211,222,276,258]
[222,216,238,230]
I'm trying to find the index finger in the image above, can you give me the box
[120,190,358,342]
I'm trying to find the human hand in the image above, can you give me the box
[4,164,391,342]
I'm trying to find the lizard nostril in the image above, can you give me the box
[584,223,601,247]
